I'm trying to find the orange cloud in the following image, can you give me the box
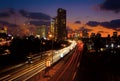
[67,21,83,31]
[87,25,116,37]
[67,22,120,37]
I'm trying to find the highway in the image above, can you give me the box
[50,41,84,81]
[0,54,46,81]
[0,40,77,81]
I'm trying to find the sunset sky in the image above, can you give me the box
[0,0,120,37]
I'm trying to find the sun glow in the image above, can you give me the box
[67,22,119,37]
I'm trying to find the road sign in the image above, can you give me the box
[46,60,51,67]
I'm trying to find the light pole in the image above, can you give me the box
[51,37,53,64]
[48,34,54,65]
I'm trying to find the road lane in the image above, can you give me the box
[3,59,45,81]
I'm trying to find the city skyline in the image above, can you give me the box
[0,0,120,37]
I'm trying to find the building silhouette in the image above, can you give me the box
[50,8,67,41]
[90,33,95,38]
[56,8,67,41]
[113,32,118,38]
[82,29,89,38]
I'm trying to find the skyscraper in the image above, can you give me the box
[56,8,67,41]
[36,25,47,38]
[50,18,56,39]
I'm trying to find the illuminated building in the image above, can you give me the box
[36,25,47,38]
[50,18,55,35]
[56,8,67,41]
[50,18,56,40]
[50,8,67,41]
[73,32,80,40]
[0,26,8,40]
[0,26,7,34]
[82,29,89,38]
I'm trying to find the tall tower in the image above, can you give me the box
[56,8,67,41]
[50,18,55,39]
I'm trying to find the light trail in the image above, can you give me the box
[0,40,77,81]
[50,42,83,81]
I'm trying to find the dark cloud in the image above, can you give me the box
[0,12,10,18]
[0,21,9,25]
[19,10,51,26]
[29,13,51,20]
[28,12,51,26]
[9,8,16,14]
[111,19,120,27]
[100,0,120,13]
[74,21,81,24]
[78,27,93,32]
[87,19,120,30]
[0,20,18,27]
[0,9,51,36]
[19,9,51,20]
[19,9,28,17]
[9,24,18,27]
[86,21,100,27]
[0,9,50,27]
[100,22,110,28]
[101,19,120,29]
[30,21,50,26]
[0,8,16,18]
